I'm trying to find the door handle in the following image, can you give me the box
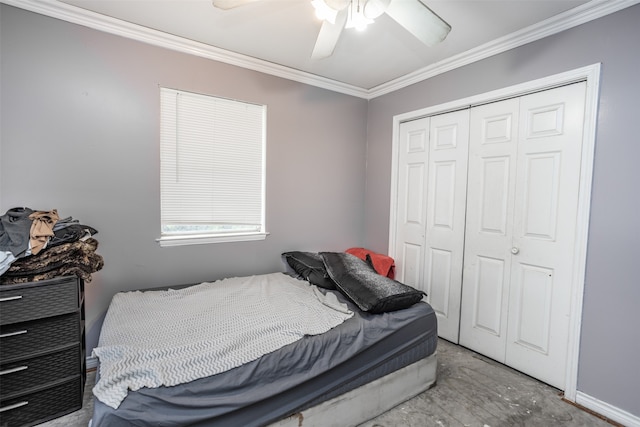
[511,247,520,255]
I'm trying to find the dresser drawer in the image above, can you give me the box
[0,313,80,363]
[0,377,82,427]
[0,278,78,325]
[0,346,80,400]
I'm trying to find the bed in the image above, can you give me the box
[90,252,438,427]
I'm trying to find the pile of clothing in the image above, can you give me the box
[0,207,104,285]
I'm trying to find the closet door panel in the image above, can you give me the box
[425,248,452,317]
[460,98,519,361]
[472,255,506,336]
[400,242,423,290]
[394,118,430,291]
[511,263,554,354]
[479,156,510,234]
[424,110,469,343]
[432,161,457,229]
[521,152,561,240]
[506,82,586,389]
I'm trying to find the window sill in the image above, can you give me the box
[157,232,269,247]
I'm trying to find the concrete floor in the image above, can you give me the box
[37,339,615,427]
[361,339,615,427]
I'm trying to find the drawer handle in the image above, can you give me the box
[0,295,23,302]
[0,330,28,338]
[0,401,29,413]
[0,366,28,376]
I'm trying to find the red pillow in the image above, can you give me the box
[345,248,395,279]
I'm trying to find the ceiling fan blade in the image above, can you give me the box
[212,0,263,10]
[311,9,348,60]
[385,0,451,47]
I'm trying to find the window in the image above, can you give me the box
[158,88,267,246]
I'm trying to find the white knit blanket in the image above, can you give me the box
[92,273,353,409]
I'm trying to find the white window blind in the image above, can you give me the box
[159,87,266,245]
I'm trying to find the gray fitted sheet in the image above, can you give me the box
[91,288,437,427]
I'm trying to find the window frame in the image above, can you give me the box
[157,87,268,247]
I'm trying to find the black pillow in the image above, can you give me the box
[282,251,337,290]
[320,252,424,313]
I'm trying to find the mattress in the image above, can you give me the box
[91,278,438,427]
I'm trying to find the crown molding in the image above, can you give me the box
[2,0,638,100]
[0,0,369,98]
[367,0,640,98]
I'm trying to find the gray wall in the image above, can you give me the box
[0,5,367,352]
[365,4,640,417]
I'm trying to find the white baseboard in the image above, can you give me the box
[576,391,640,427]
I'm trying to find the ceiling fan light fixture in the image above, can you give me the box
[311,0,339,24]
[345,0,374,31]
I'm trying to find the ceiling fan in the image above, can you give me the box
[211,0,451,60]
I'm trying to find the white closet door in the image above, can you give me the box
[423,110,469,343]
[460,82,586,389]
[460,98,520,361]
[505,82,586,388]
[393,118,430,292]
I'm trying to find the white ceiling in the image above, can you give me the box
[7,0,637,96]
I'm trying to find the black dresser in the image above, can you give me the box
[0,276,86,427]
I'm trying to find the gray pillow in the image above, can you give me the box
[282,251,337,290]
[320,252,424,313]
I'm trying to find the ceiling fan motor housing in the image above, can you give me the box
[324,0,351,11]
[363,0,392,19]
